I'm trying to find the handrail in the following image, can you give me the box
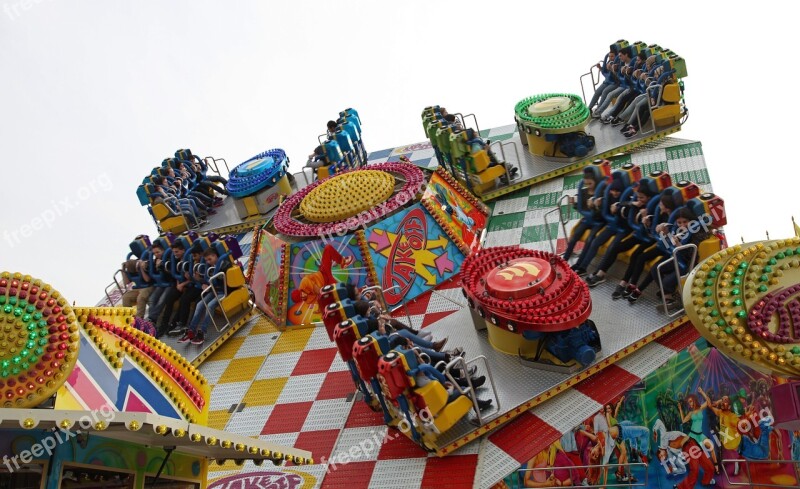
[104,269,126,306]
[200,271,230,332]
[317,133,329,147]
[721,458,800,488]
[656,242,697,317]
[364,285,413,331]
[579,64,603,105]
[518,461,648,488]
[453,113,481,136]
[204,156,230,176]
[636,84,665,137]
[543,194,573,254]
[442,355,500,426]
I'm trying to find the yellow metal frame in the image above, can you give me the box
[427,315,692,456]
[190,307,257,367]
[477,125,681,202]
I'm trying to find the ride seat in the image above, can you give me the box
[652,105,681,127]
[128,235,151,259]
[319,283,350,310]
[377,349,418,401]
[353,334,391,381]
[151,202,189,234]
[323,299,359,340]
[217,265,250,317]
[698,235,722,262]
[412,381,473,435]
[687,193,727,228]
[333,318,369,362]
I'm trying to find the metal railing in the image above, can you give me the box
[579,64,603,106]
[634,85,661,137]
[104,269,126,306]
[200,271,231,332]
[453,113,481,136]
[204,156,229,176]
[489,140,521,188]
[442,354,500,426]
[518,461,648,488]
[721,458,800,488]
[543,194,573,254]
[364,285,414,332]
[656,243,697,317]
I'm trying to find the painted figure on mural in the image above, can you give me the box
[289,244,354,322]
[497,340,800,489]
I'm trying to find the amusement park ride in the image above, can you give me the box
[3,39,800,489]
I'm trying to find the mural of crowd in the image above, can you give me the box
[494,339,799,488]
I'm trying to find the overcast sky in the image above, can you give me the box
[0,0,794,305]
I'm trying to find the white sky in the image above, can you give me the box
[0,0,795,305]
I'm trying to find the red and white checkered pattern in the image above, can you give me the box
[390,275,465,330]
[302,321,699,488]
[477,322,700,488]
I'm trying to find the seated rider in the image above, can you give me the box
[564,167,604,268]
[411,349,492,411]
[464,128,519,182]
[326,120,338,140]
[306,145,328,170]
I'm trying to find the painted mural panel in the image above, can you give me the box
[420,169,489,254]
[249,230,288,324]
[495,339,800,488]
[285,234,371,327]
[364,203,463,308]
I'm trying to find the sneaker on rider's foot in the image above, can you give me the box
[611,117,625,126]
[449,346,464,357]
[612,284,627,300]
[628,288,642,303]
[167,323,186,337]
[178,330,194,343]
[191,331,205,345]
[622,284,636,299]
[476,398,493,410]
[656,296,683,313]
[458,375,486,389]
[585,273,606,287]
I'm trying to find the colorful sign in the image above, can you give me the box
[55,309,209,424]
[421,169,488,254]
[365,203,463,307]
[495,338,799,488]
[285,234,371,327]
[208,471,311,489]
[0,429,203,489]
[249,230,288,324]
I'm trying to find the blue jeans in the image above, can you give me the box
[596,86,626,115]
[394,330,448,364]
[147,286,168,321]
[588,80,613,109]
[619,420,650,453]
[620,94,647,122]
[190,295,220,333]
[396,328,433,348]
